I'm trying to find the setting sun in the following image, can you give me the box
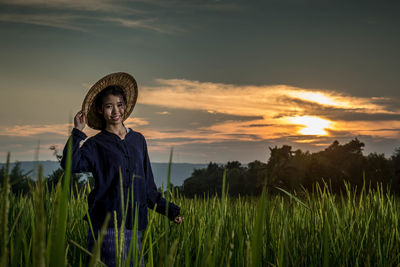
[287,116,332,136]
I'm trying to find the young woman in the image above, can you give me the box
[61,73,183,266]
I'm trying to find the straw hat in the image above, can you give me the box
[82,72,138,130]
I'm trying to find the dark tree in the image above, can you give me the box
[0,162,31,195]
[181,138,399,197]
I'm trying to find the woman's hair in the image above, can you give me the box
[94,85,127,129]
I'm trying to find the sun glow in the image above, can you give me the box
[288,91,350,107]
[287,116,332,136]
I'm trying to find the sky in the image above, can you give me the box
[0,0,400,164]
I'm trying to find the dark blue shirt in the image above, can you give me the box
[61,128,180,231]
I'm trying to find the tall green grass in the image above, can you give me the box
[0,150,400,266]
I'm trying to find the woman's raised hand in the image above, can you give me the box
[74,110,86,131]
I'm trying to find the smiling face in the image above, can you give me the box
[99,94,126,127]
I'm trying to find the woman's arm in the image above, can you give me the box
[60,111,94,173]
[142,136,181,222]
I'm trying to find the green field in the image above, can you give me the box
[1,151,400,267]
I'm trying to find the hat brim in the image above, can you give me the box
[82,72,138,130]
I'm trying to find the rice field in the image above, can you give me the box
[1,150,400,267]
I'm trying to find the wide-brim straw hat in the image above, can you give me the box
[82,72,138,130]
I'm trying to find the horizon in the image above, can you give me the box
[1,136,399,165]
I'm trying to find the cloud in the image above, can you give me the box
[0,123,72,137]
[276,96,400,121]
[124,117,149,127]
[0,0,239,13]
[0,13,87,31]
[370,97,400,112]
[0,12,178,33]
[141,79,286,117]
[156,111,170,115]
[0,0,228,34]
[0,0,179,33]
[248,124,274,127]
[102,17,182,34]
[0,0,138,13]
[134,103,262,130]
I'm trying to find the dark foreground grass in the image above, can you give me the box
[1,153,400,266]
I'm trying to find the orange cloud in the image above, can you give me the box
[0,123,73,137]
[0,117,149,137]
[139,79,400,144]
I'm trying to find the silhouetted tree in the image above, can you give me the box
[390,148,400,193]
[0,162,31,195]
[183,162,225,197]
[182,138,399,196]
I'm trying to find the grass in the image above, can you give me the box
[1,150,400,266]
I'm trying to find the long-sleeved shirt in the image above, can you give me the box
[61,128,180,231]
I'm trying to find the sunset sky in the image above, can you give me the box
[1,0,400,163]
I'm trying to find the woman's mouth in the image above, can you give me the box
[111,115,120,121]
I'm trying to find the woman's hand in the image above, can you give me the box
[174,215,184,224]
[74,110,86,131]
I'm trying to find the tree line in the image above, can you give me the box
[181,138,400,197]
[2,138,400,197]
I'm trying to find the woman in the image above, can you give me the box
[61,72,183,266]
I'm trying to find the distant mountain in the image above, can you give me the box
[0,161,207,186]
[151,163,207,187]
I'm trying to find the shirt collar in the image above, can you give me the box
[101,127,132,140]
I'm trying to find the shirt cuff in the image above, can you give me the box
[167,202,181,221]
[72,128,87,140]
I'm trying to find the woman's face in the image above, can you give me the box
[99,94,126,126]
